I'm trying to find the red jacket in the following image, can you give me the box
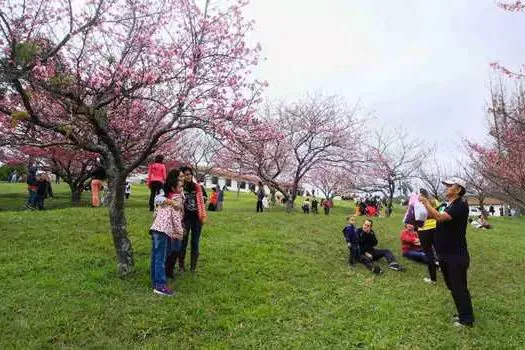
[400,229,422,253]
[210,192,218,205]
[147,163,166,186]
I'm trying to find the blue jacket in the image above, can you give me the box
[343,224,361,258]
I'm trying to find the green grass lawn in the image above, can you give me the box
[0,183,524,349]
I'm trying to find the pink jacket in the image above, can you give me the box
[147,163,166,185]
[150,193,184,240]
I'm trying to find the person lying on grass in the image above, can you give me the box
[354,219,405,274]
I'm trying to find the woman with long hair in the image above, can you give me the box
[179,166,207,272]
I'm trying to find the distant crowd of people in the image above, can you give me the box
[301,196,333,215]
[354,196,385,217]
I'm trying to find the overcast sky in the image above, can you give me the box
[243,0,525,159]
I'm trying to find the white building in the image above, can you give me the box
[199,168,264,193]
[465,196,510,217]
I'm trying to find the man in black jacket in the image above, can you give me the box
[356,219,405,274]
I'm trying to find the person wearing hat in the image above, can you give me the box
[419,177,474,327]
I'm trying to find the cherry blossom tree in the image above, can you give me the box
[1,143,97,203]
[221,95,362,211]
[0,0,265,275]
[416,149,448,200]
[176,129,222,181]
[467,79,525,209]
[465,3,525,212]
[457,157,494,216]
[307,164,356,199]
[216,117,291,200]
[355,128,426,216]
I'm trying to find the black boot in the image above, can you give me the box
[165,252,176,279]
[190,251,199,272]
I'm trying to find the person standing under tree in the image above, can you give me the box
[179,166,207,272]
[256,181,265,213]
[125,181,131,199]
[10,170,18,183]
[322,197,333,215]
[147,155,167,212]
[25,167,38,209]
[90,162,107,207]
[311,197,319,214]
[216,186,224,211]
[420,177,474,327]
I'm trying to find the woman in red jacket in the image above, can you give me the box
[147,155,167,212]
[400,223,428,263]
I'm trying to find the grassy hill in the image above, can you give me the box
[0,183,524,349]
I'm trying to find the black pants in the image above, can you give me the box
[324,207,330,215]
[181,215,203,266]
[358,249,396,270]
[149,181,163,211]
[440,258,474,325]
[256,200,263,212]
[419,228,437,281]
[35,194,45,210]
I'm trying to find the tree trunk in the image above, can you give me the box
[270,188,276,206]
[286,186,298,213]
[386,180,395,217]
[70,184,83,205]
[386,193,394,217]
[106,171,134,276]
[479,196,488,218]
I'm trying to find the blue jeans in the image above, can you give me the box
[150,230,168,287]
[403,250,428,264]
[27,190,37,207]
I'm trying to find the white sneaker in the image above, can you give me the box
[423,277,436,284]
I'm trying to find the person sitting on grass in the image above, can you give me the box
[208,187,218,211]
[355,219,405,274]
[400,223,428,263]
[477,215,491,229]
[342,216,359,266]
[469,216,491,230]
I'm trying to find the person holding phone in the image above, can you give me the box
[419,178,474,327]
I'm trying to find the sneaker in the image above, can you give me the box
[153,285,174,297]
[453,321,473,328]
[388,262,405,271]
[372,266,383,275]
[423,277,436,284]
[452,314,460,322]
